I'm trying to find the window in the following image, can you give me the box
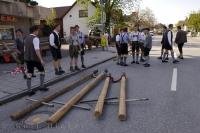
[79,10,88,18]
[0,27,15,41]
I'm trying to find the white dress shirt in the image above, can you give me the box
[49,30,59,47]
[167,30,173,45]
[30,34,40,50]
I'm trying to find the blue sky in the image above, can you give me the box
[36,0,200,24]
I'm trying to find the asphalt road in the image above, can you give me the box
[0,36,200,133]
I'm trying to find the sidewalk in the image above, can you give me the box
[0,47,116,100]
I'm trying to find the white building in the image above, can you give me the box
[62,2,96,37]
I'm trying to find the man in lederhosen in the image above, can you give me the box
[14,29,26,78]
[75,25,86,68]
[130,27,140,64]
[143,28,152,67]
[115,31,121,65]
[119,28,129,66]
[158,25,168,60]
[69,27,80,72]
[162,24,179,63]
[138,29,146,62]
[24,25,48,96]
[49,24,65,75]
[175,26,187,59]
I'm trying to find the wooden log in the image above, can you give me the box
[94,76,110,118]
[118,75,127,121]
[47,72,106,125]
[10,70,97,120]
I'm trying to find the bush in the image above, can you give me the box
[29,1,38,6]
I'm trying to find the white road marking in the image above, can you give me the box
[171,68,178,91]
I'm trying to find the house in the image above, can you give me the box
[62,2,96,37]
[52,6,71,38]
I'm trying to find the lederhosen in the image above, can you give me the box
[69,35,80,58]
[49,32,62,61]
[115,35,121,55]
[24,35,44,74]
[163,30,173,50]
[120,33,128,55]
[131,33,140,53]
[138,33,145,53]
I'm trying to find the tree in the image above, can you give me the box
[88,6,101,28]
[45,8,56,29]
[104,0,140,32]
[138,8,156,29]
[78,0,141,32]
[186,11,200,32]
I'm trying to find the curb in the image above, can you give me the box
[0,55,116,106]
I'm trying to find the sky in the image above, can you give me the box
[35,0,200,24]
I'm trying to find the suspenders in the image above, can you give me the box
[120,33,127,44]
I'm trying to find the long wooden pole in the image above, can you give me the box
[10,70,98,120]
[94,76,110,118]
[47,72,106,125]
[118,74,127,121]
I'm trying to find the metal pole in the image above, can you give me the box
[26,98,91,111]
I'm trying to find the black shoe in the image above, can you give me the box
[140,58,145,62]
[166,57,169,60]
[23,75,27,79]
[144,63,150,67]
[162,60,168,63]
[32,74,36,78]
[123,63,128,66]
[131,61,135,64]
[173,60,179,64]
[82,65,86,68]
[136,61,140,64]
[116,62,120,65]
[55,71,62,75]
[75,66,80,71]
[59,69,65,74]
[178,56,184,59]
[120,62,124,66]
[28,90,36,96]
[39,87,49,91]
[157,56,162,60]
[70,67,75,72]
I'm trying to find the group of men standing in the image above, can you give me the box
[14,24,86,96]
[115,27,152,67]
[115,24,187,67]
[159,24,187,63]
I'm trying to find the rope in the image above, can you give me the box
[107,73,126,83]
